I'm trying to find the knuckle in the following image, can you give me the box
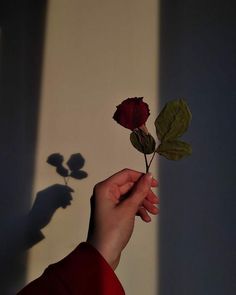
[122,168,130,174]
[93,181,104,195]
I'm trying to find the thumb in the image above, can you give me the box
[124,173,153,210]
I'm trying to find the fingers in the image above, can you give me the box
[123,173,153,210]
[119,178,158,196]
[137,196,160,222]
[145,190,160,204]
[137,207,151,222]
[150,178,158,188]
[142,199,159,215]
[96,169,158,198]
[119,182,134,195]
[105,168,143,186]
[95,170,159,217]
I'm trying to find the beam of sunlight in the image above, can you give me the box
[27,1,160,294]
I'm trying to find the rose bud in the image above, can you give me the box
[113,97,150,130]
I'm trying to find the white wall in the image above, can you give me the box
[27,1,159,294]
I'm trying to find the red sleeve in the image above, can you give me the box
[18,242,125,295]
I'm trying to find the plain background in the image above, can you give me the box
[158,0,236,294]
[0,0,235,294]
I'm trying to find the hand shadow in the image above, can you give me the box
[26,152,88,248]
[26,184,74,248]
[0,155,87,294]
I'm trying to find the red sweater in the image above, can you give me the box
[18,242,125,295]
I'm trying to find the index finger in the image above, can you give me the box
[105,168,143,186]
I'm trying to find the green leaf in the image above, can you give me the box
[130,129,156,154]
[156,140,192,160]
[155,99,192,141]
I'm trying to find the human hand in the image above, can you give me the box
[87,169,159,270]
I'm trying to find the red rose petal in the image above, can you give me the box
[113,97,150,130]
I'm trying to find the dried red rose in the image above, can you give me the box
[113,97,150,130]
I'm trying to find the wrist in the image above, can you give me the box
[86,238,121,270]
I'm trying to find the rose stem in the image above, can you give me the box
[147,151,156,172]
[144,153,149,173]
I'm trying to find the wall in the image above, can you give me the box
[0,2,47,294]
[1,1,235,294]
[158,1,236,294]
[27,1,159,295]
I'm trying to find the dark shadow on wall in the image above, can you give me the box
[158,1,236,295]
[0,1,48,294]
